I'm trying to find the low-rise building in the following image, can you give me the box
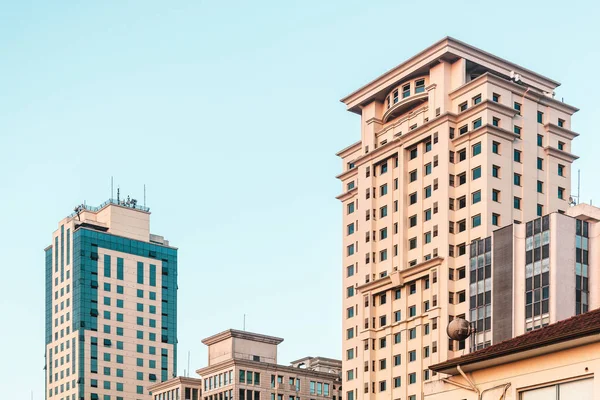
[425,307,600,399]
[196,329,342,400]
[148,377,202,400]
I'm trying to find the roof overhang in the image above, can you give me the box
[340,37,561,115]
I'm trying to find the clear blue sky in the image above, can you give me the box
[0,1,599,398]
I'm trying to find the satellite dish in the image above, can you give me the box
[510,70,515,79]
[447,318,474,341]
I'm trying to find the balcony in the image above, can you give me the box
[382,91,428,123]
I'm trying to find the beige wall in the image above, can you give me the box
[424,340,600,399]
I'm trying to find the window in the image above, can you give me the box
[347,181,355,190]
[458,219,466,233]
[537,180,543,193]
[472,142,481,156]
[492,141,500,154]
[379,249,387,261]
[347,223,354,235]
[514,173,521,186]
[514,102,521,115]
[537,134,543,147]
[537,111,544,124]
[492,93,500,102]
[424,186,432,198]
[347,286,354,298]
[415,79,425,93]
[492,165,500,178]
[409,215,417,228]
[347,307,354,318]
[380,206,387,218]
[514,125,521,136]
[379,380,387,392]
[492,213,500,226]
[380,315,387,327]
[537,204,543,216]
[558,141,565,151]
[409,238,417,250]
[472,190,481,204]
[380,184,388,196]
[402,83,410,98]
[459,125,468,135]
[558,164,565,176]
[492,189,500,202]
[558,118,565,128]
[347,202,354,214]
[459,101,468,112]
[558,187,565,199]
[473,94,481,105]
[346,328,354,339]
[409,373,417,384]
[408,350,417,362]
[410,148,418,159]
[381,162,388,174]
[409,306,417,318]
[537,157,544,170]
[458,172,466,185]
[424,232,431,244]
[458,196,466,209]
[424,163,432,175]
[424,209,431,221]
[380,227,388,240]
[473,118,482,129]
[514,197,521,210]
[514,149,521,162]
[394,310,402,322]
[472,214,481,227]
[425,141,432,152]
[410,169,417,182]
[459,149,466,161]
[347,244,354,256]
[472,166,481,180]
[492,117,500,127]
[409,192,417,205]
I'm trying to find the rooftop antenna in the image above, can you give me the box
[187,351,191,377]
[243,314,246,331]
[117,187,120,203]
[570,169,581,207]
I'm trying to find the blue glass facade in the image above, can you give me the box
[70,227,177,396]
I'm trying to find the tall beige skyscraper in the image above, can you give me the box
[336,37,579,400]
[45,198,177,400]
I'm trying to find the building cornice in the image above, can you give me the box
[196,359,341,381]
[335,187,357,201]
[335,167,358,181]
[201,329,283,346]
[448,72,578,114]
[356,257,444,294]
[544,146,579,163]
[147,377,202,393]
[335,141,361,158]
[452,123,519,147]
[340,37,561,114]
[544,123,580,140]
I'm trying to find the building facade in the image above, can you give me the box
[336,37,579,400]
[45,199,178,400]
[148,377,203,400]
[425,307,600,399]
[196,330,342,400]
[476,203,600,348]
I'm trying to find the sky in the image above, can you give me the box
[0,0,599,398]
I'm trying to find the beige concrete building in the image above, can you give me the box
[196,330,342,400]
[425,307,600,399]
[45,198,177,400]
[336,37,580,400]
[148,377,202,400]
